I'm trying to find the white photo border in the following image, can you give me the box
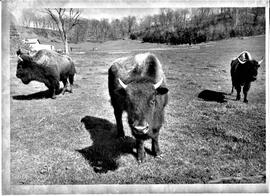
[1,0,269,194]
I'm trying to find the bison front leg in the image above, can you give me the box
[114,108,125,138]
[50,80,60,99]
[45,82,56,99]
[136,139,145,163]
[68,75,74,93]
[230,85,234,95]
[51,89,56,99]
[235,85,241,101]
[243,83,251,103]
[152,130,161,157]
[61,78,68,95]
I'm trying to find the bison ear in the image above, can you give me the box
[258,57,264,65]
[16,49,22,56]
[156,87,168,95]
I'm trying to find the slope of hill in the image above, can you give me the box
[17,26,61,43]
[10,25,62,54]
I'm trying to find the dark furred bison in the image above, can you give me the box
[16,49,76,99]
[230,51,263,103]
[108,53,169,163]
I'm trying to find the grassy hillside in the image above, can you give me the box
[16,26,61,43]
[10,26,62,54]
[9,35,265,187]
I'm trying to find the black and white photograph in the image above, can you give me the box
[1,0,269,194]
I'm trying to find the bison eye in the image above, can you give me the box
[17,63,23,69]
[18,62,27,69]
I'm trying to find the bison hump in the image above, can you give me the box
[133,53,164,83]
[31,49,72,68]
[111,53,164,83]
[32,50,55,66]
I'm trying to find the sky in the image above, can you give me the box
[80,8,161,20]
[8,0,267,22]
[11,7,162,23]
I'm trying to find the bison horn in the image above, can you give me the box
[17,55,23,62]
[258,57,264,65]
[154,77,163,89]
[245,51,252,60]
[237,57,245,64]
[118,78,127,89]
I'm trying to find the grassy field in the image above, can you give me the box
[10,35,266,184]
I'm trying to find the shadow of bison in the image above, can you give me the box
[198,89,227,103]
[78,116,136,173]
[12,88,68,100]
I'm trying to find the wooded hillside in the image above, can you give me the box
[13,8,265,45]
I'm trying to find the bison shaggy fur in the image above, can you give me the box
[230,51,263,103]
[16,49,76,99]
[108,53,169,163]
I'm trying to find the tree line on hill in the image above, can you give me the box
[20,9,137,43]
[20,8,265,45]
[133,8,265,45]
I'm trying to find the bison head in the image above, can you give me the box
[243,58,263,82]
[118,77,168,135]
[16,50,34,84]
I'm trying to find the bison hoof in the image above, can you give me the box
[155,153,163,159]
[244,99,248,103]
[51,95,57,99]
[138,159,145,164]
[116,132,125,139]
[118,136,127,142]
[137,154,146,164]
[61,88,67,95]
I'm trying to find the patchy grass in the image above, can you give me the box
[10,35,265,184]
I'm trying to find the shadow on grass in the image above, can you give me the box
[198,89,228,103]
[12,89,52,100]
[78,116,136,173]
[12,88,70,100]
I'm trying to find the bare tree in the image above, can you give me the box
[71,19,89,43]
[159,8,174,29]
[99,19,111,41]
[44,8,81,54]
[21,9,37,27]
[119,19,128,37]
[125,16,137,35]
[88,19,100,41]
[111,19,122,39]
[139,15,153,30]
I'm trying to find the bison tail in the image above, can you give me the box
[70,61,76,74]
[230,85,234,95]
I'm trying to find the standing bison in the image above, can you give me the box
[230,51,263,103]
[108,53,169,163]
[16,49,76,99]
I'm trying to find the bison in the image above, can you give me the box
[16,49,76,99]
[230,51,263,103]
[108,53,169,163]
